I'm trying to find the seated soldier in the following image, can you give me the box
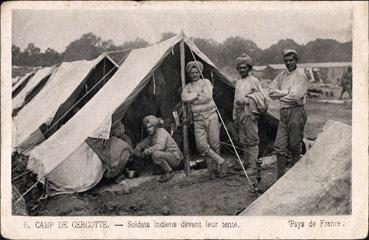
[133,115,184,183]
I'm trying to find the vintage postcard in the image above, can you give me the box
[1,1,368,239]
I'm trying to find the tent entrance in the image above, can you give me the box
[119,43,235,151]
[98,43,241,175]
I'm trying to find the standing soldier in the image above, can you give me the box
[182,61,228,179]
[233,54,268,175]
[338,65,352,100]
[269,49,308,179]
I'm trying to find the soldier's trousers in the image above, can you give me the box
[152,151,182,173]
[274,105,307,178]
[237,115,259,169]
[193,111,221,157]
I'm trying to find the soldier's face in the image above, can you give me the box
[238,64,250,78]
[190,68,201,82]
[145,123,155,136]
[284,54,297,72]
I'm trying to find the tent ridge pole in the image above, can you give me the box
[180,40,190,176]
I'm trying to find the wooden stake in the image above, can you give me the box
[180,41,190,176]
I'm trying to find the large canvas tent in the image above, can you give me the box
[27,33,278,194]
[241,120,351,215]
[12,66,57,115]
[14,54,119,152]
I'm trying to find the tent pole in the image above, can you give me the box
[180,40,190,176]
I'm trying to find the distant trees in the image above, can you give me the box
[12,32,352,68]
[191,38,221,64]
[160,32,177,42]
[218,37,261,66]
[63,33,104,61]
[12,43,62,67]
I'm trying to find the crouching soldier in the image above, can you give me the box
[233,54,268,175]
[181,61,228,179]
[133,115,183,183]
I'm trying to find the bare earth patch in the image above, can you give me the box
[14,100,352,216]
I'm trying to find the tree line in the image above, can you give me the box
[12,32,352,68]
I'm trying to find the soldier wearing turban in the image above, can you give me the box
[181,61,228,179]
[133,115,183,182]
[269,49,308,179]
[233,53,268,176]
[185,61,204,74]
[235,53,253,70]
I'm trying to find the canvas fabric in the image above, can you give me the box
[27,34,277,193]
[15,56,107,149]
[12,66,55,110]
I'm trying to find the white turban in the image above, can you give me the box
[143,115,164,127]
[186,61,204,73]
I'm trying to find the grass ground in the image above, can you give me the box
[304,100,352,140]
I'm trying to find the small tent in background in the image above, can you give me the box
[12,71,36,98]
[13,54,119,153]
[256,62,351,86]
[12,66,57,116]
[26,33,278,195]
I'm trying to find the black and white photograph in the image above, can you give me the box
[1,1,368,239]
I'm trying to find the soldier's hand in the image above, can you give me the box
[144,149,152,156]
[269,92,279,99]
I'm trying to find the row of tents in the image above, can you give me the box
[12,33,279,195]
[252,62,352,85]
[12,33,352,217]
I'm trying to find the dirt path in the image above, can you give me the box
[29,167,276,216]
[13,101,351,216]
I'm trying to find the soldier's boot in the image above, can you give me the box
[244,145,258,176]
[256,158,263,182]
[207,149,228,178]
[289,153,302,168]
[206,157,216,180]
[158,161,174,183]
[276,154,287,180]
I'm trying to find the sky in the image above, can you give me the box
[12,2,353,52]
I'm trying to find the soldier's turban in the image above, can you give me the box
[143,115,164,127]
[281,49,298,58]
[235,53,252,69]
[186,61,204,73]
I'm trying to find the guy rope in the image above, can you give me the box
[187,45,260,194]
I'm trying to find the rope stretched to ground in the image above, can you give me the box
[187,47,258,194]
[220,141,248,152]
[103,48,132,54]
[12,170,31,181]
[14,180,40,204]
